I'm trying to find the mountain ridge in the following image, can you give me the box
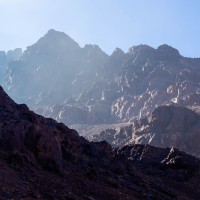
[1,29,199,126]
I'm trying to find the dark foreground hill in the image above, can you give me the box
[0,86,200,199]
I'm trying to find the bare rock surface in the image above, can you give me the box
[90,105,200,159]
[0,87,200,199]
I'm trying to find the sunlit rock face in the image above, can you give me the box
[3,30,200,125]
[90,105,200,158]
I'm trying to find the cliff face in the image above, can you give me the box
[130,105,200,158]
[0,48,22,85]
[0,86,200,199]
[3,30,200,125]
[90,105,200,158]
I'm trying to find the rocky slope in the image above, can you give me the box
[90,105,200,158]
[1,86,200,199]
[2,29,199,125]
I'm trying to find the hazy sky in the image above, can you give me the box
[0,0,199,57]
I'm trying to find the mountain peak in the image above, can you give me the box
[42,29,79,46]
[47,28,57,34]
[84,44,101,50]
[128,44,155,56]
[83,44,108,58]
[112,47,124,54]
[110,47,125,59]
[157,44,180,58]
[45,29,72,39]
[24,29,80,57]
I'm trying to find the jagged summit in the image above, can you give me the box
[29,30,182,58]
[128,44,181,60]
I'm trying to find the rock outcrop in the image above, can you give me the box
[90,105,200,158]
[0,86,200,199]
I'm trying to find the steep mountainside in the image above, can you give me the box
[89,105,200,158]
[4,29,108,106]
[0,86,200,199]
[3,30,200,125]
[0,48,22,85]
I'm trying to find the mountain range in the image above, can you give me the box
[0,29,200,159]
[1,29,199,126]
[0,29,200,199]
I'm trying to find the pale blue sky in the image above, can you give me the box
[0,0,199,57]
